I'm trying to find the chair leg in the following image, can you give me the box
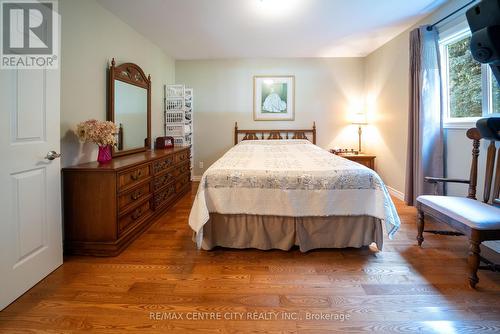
[417,210,425,246]
[468,239,481,289]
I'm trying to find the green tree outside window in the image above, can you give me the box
[447,36,482,118]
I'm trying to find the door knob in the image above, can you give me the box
[45,151,61,160]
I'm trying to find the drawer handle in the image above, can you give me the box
[130,170,142,181]
[131,191,142,200]
[131,208,143,220]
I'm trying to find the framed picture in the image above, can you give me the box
[253,75,295,121]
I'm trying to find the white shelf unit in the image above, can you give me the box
[164,84,193,178]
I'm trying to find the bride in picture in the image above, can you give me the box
[262,87,287,113]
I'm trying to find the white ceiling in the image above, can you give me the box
[97,0,447,59]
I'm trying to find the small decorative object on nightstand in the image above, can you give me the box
[333,151,376,171]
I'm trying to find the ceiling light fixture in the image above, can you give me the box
[253,0,302,19]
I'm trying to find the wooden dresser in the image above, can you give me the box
[62,147,191,256]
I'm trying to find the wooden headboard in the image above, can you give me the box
[234,122,316,145]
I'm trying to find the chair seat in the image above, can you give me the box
[417,195,500,230]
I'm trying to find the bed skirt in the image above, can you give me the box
[198,213,383,252]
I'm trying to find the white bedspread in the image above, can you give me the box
[189,140,400,247]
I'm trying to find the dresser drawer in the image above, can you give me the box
[173,161,191,177]
[153,183,176,209]
[153,155,175,175]
[175,172,191,192]
[119,200,152,234]
[175,150,190,164]
[118,183,152,211]
[154,161,191,191]
[357,160,373,169]
[153,170,175,191]
[118,165,150,191]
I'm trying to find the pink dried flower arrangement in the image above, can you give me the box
[76,119,118,147]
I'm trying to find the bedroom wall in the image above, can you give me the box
[59,0,175,167]
[363,0,476,198]
[175,58,365,178]
[362,32,410,197]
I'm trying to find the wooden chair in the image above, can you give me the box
[416,123,500,288]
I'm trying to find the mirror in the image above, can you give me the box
[108,58,151,157]
[114,81,147,151]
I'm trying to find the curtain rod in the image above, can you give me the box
[426,0,477,31]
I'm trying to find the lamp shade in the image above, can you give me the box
[350,111,368,125]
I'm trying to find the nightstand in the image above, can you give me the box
[335,153,376,171]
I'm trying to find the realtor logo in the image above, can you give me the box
[1,0,58,69]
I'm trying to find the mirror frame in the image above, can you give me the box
[108,58,151,157]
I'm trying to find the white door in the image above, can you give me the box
[0,65,62,309]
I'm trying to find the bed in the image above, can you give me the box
[188,123,400,251]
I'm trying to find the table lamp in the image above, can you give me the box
[351,111,368,153]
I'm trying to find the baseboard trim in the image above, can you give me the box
[191,175,202,182]
[387,186,405,201]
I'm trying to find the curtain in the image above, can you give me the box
[405,26,444,206]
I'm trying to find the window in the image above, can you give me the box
[440,25,499,128]
[490,70,500,114]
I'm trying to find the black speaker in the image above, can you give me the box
[476,116,500,140]
[466,0,500,85]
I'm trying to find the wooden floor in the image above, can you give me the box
[1,183,499,333]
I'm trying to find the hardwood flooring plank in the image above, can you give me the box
[279,295,331,308]
[361,284,440,295]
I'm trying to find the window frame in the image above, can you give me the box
[439,20,495,129]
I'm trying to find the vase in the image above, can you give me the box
[97,145,112,164]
